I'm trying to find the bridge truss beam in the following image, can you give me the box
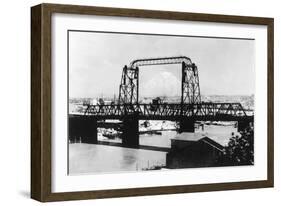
[83,103,253,122]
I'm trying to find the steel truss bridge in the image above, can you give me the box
[83,56,253,121]
[70,56,253,147]
[83,103,253,121]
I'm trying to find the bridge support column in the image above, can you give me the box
[82,117,98,144]
[69,116,97,144]
[69,116,79,143]
[122,116,139,148]
[237,120,250,132]
[179,118,195,133]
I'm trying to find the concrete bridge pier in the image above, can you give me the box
[237,120,251,132]
[122,116,139,148]
[179,118,195,133]
[82,117,98,144]
[69,116,81,143]
[69,116,97,144]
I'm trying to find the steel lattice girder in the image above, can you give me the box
[118,66,138,104]
[129,56,192,68]
[83,102,252,122]
[182,61,201,104]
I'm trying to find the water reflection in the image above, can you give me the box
[69,144,166,174]
[69,125,237,175]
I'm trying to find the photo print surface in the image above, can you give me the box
[68,30,255,175]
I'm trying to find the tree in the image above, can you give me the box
[217,126,254,166]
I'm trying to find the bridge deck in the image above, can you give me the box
[71,103,254,121]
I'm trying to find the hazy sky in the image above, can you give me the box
[69,31,255,98]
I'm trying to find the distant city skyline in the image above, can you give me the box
[69,94,254,100]
[69,31,255,98]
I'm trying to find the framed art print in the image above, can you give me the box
[31,3,274,202]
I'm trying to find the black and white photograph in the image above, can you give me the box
[68,30,255,175]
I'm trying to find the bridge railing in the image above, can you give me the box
[83,103,251,119]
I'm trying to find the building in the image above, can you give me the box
[166,133,227,169]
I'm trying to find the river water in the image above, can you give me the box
[69,124,237,175]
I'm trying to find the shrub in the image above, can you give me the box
[217,126,254,166]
